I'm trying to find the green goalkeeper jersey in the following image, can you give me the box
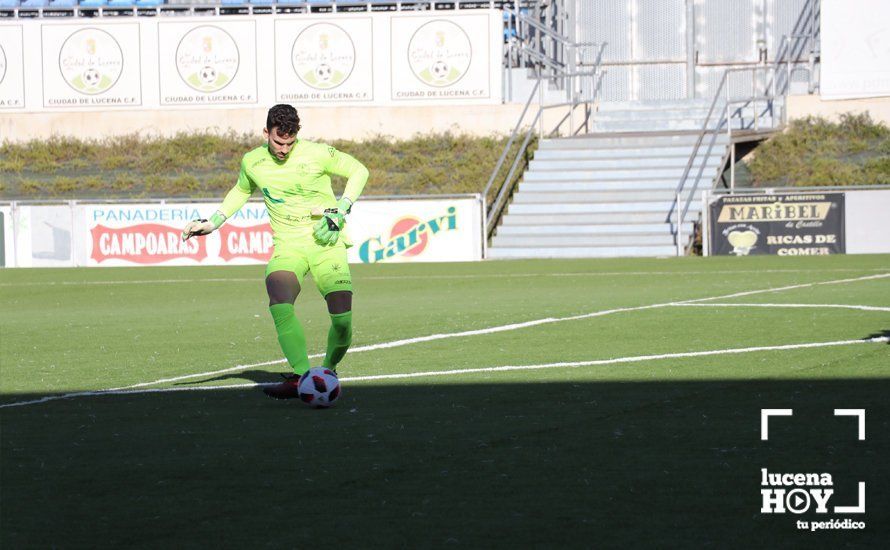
[218,139,369,247]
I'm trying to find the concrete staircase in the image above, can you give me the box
[487,99,750,259]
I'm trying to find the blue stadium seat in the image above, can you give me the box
[220,0,245,5]
[48,0,78,6]
[20,0,50,6]
[250,0,275,4]
[0,0,21,7]
[134,0,162,6]
[79,0,107,6]
[107,0,135,5]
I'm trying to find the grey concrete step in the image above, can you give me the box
[597,99,714,111]
[492,234,677,247]
[523,167,719,181]
[487,245,678,259]
[512,190,704,203]
[529,157,722,170]
[519,180,685,192]
[508,201,702,214]
[533,146,719,160]
[589,117,777,132]
[496,222,692,236]
[502,212,685,225]
[594,106,776,122]
[539,134,730,149]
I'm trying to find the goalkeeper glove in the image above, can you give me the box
[312,198,353,246]
[182,211,226,241]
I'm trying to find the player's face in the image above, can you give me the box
[264,127,297,160]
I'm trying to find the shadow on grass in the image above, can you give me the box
[2,379,887,548]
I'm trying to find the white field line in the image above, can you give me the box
[675,303,890,313]
[2,336,887,408]
[1,268,888,287]
[680,273,890,303]
[1,272,888,409]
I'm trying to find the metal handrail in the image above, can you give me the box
[671,29,819,255]
[483,64,605,242]
[670,67,781,254]
[512,9,596,49]
[485,41,604,210]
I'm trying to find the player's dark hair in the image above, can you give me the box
[266,104,301,136]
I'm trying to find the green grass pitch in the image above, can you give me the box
[2,255,889,547]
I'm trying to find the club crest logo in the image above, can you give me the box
[58,28,123,95]
[408,20,472,87]
[176,25,239,92]
[292,23,355,90]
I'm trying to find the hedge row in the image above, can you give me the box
[746,113,890,187]
[0,132,533,204]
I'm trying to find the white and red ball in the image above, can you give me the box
[298,367,341,408]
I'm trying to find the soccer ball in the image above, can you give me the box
[298,367,341,408]
[83,68,101,88]
[314,63,333,83]
[431,60,450,80]
[199,65,218,85]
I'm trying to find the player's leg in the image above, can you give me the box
[309,245,354,373]
[263,252,312,399]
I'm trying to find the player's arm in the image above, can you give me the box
[312,147,369,245]
[327,147,370,212]
[182,159,256,241]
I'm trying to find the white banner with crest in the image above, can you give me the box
[157,20,259,106]
[0,10,501,113]
[274,17,374,104]
[0,24,25,110]
[390,14,492,101]
[40,23,142,109]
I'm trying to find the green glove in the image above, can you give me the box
[312,198,353,246]
[181,211,227,241]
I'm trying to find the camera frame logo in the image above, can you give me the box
[58,28,123,96]
[407,20,472,88]
[176,25,240,93]
[292,23,355,91]
[760,409,866,532]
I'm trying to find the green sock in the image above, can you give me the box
[269,303,311,374]
[323,311,352,369]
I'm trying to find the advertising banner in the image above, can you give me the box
[274,17,374,104]
[390,14,492,101]
[158,21,258,106]
[0,206,8,267]
[79,198,481,267]
[0,25,25,110]
[40,23,142,109]
[349,198,482,263]
[709,193,846,256]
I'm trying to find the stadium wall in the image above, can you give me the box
[0,10,508,141]
[786,95,890,126]
[0,104,531,142]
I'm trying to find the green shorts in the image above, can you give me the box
[265,242,353,297]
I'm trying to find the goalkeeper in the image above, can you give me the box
[182,104,369,399]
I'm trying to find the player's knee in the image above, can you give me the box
[325,290,352,314]
[266,272,300,305]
